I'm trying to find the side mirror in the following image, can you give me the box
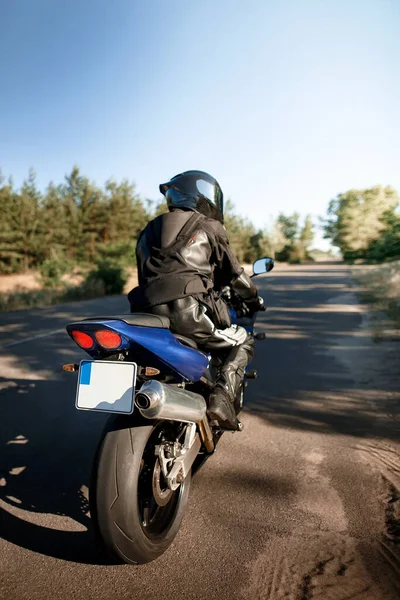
[252,257,274,276]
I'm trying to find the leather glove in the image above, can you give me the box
[245,295,265,313]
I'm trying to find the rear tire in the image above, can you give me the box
[90,416,191,564]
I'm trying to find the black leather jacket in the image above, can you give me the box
[128,209,258,310]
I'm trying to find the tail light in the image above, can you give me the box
[94,329,122,349]
[71,330,94,350]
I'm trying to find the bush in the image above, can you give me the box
[0,276,108,312]
[287,243,307,264]
[353,259,400,331]
[39,254,70,288]
[86,258,127,295]
[0,255,127,312]
[97,241,136,269]
[83,242,132,295]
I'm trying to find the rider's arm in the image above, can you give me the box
[135,228,147,286]
[209,221,263,310]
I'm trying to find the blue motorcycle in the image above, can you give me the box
[65,257,274,564]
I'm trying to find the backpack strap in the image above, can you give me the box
[166,212,203,252]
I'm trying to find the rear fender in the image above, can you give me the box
[66,320,208,382]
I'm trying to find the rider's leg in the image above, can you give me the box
[148,297,254,428]
[207,334,254,428]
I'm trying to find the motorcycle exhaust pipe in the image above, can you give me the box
[135,380,207,423]
[135,380,215,452]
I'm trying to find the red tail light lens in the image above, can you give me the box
[94,330,122,349]
[71,330,94,350]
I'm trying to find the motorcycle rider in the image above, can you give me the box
[128,170,264,429]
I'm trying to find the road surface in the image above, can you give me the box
[1,263,400,599]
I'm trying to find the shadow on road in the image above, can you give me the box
[0,356,294,564]
[0,370,109,564]
[246,269,400,440]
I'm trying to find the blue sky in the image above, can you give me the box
[1,0,399,248]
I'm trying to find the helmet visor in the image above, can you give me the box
[164,187,197,209]
[196,179,223,214]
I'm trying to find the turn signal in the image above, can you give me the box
[71,330,94,350]
[94,330,122,349]
[145,367,160,376]
[63,364,78,372]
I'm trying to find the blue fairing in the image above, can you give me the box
[67,320,209,382]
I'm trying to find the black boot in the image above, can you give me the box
[207,335,254,429]
[207,383,237,429]
[207,361,249,429]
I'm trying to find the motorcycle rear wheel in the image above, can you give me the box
[90,415,191,564]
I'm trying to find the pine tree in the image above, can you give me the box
[0,178,24,273]
[105,179,149,243]
[300,215,314,248]
[61,166,83,262]
[38,183,70,262]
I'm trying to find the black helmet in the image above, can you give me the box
[159,170,224,223]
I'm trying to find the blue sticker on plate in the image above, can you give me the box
[79,361,92,385]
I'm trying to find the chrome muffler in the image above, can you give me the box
[135,380,207,422]
[135,380,214,452]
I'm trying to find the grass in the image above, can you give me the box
[0,279,105,312]
[0,267,138,313]
[353,260,400,338]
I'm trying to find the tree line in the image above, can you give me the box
[323,185,400,262]
[0,167,149,274]
[0,166,316,276]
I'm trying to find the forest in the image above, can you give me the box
[0,166,315,277]
[2,167,399,312]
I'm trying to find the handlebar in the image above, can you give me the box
[220,286,265,317]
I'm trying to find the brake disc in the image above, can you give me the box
[152,459,174,507]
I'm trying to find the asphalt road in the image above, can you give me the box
[1,263,400,600]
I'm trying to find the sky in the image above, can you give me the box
[1,0,399,249]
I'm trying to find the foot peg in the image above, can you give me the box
[210,418,244,432]
[246,370,258,380]
[222,419,244,432]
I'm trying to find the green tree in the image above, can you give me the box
[249,231,265,260]
[287,214,315,263]
[13,169,42,270]
[275,212,301,261]
[224,200,256,263]
[300,214,314,248]
[365,208,400,262]
[105,179,149,243]
[262,220,288,258]
[78,178,105,263]
[324,185,399,260]
[277,212,300,242]
[38,183,70,262]
[61,166,84,262]
[0,177,24,273]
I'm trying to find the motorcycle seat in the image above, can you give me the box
[83,314,171,329]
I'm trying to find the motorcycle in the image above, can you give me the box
[64,256,274,564]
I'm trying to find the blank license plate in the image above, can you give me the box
[75,360,137,414]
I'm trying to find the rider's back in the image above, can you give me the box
[129,208,239,310]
